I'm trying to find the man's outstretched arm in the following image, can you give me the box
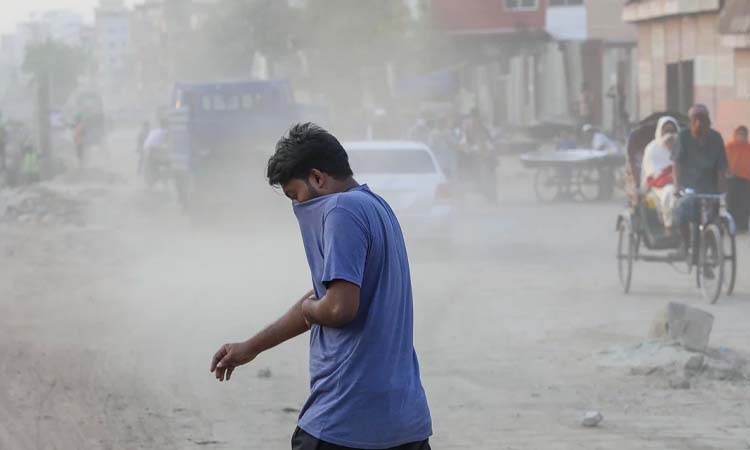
[210,289,314,382]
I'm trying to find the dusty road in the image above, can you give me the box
[1,129,750,450]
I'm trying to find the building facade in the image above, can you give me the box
[624,0,750,136]
[429,0,636,133]
[96,1,130,74]
[129,0,219,113]
[95,0,131,112]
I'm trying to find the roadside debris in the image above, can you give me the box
[650,302,714,352]
[0,185,85,227]
[685,354,705,373]
[598,303,750,385]
[668,375,691,390]
[581,411,603,427]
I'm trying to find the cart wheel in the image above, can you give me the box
[614,166,627,194]
[698,224,724,304]
[617,221,634,293]
[534,167,559,203]
[722,223,737,296]
[577,167,601,202]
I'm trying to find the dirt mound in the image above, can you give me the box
[0,185,86,227]
[55,167,125,186]
[598,340,750,384]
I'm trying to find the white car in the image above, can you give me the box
[344,141,453,242]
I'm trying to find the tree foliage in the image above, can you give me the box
[22,40,89,106]
[193,0,300,79]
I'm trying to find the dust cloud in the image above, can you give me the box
[2,1,750,450]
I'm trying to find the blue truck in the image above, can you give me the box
[167,80,327,217]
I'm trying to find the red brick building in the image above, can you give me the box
[432,0,547,34]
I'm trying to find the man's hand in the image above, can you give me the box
[210,341,257,382]
[210,290,314,383]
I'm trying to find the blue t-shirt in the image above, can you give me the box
[292,184,432,449]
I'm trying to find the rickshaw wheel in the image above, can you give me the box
[577,167,601,202]
[722,223,737,296]
[617,221,634,293]
[534,167,559,203]
[698,224,724,304]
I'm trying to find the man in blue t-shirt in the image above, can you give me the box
[210,123,433,450]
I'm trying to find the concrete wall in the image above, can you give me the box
[735,50,750,99]
[634,11,734,119]
[546,5,587,41]
[715,49,750,139]
[539,42,570,120]
[623,0,721,22]
[587,0,636,43]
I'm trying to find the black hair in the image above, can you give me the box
[737,125,749,134]
[267,123,353,187]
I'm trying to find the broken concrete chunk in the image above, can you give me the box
[581,411,603,427]
[685,354,705,372]
[652,303,714,352]
[669,376,691,389]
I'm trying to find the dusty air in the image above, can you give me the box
[1,1,750,449]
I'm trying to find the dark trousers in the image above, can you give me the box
[291,427,431,450]
[727,176,750,231]
[459,152,486,196]
[479,155,498,203]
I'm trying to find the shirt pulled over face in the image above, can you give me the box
[292,184,432,449]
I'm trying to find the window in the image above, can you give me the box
[213,95,227,111]
[504,0,538,11]
[667,61,694,115]
[549,0,583,6]
[241,94,254,110]
[201,95,212,111]
[225,95,239,111]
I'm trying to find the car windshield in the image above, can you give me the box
[347,149,437,174]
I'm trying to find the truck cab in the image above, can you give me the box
[167,80,322,217]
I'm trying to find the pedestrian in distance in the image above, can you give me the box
[136,121,150,175]
[725,125,750,232]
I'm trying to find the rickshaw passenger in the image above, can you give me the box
[641,116,679,235]
[673,104,728,254]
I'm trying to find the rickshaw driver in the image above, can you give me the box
[672,104,728,260]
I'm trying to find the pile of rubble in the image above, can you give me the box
[0,185,86,227]
[598,302,750,388]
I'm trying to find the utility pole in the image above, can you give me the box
[35,70,51,178]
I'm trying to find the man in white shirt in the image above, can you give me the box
[583,124,618,152]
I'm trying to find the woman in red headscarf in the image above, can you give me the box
[726,125,750,232]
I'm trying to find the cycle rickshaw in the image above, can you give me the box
[616,112,738,303]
